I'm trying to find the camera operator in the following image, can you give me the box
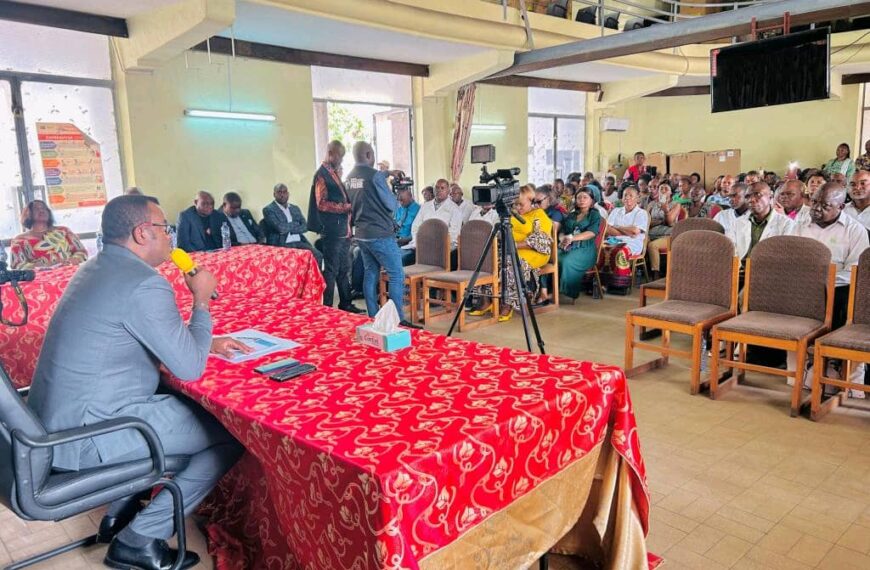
[347,141,410,324]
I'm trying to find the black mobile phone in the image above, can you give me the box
[270,363,316,382]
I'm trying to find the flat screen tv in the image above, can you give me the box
[711,28,830,113]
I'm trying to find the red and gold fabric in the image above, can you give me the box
[9,227,88,270]
[164,294,654,569]
[0,245,323,388]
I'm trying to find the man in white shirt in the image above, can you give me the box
[846,169,870,231]
[404,178,462,255]
[450,183,475,224]
[790,183,868,392]
[605,187,649,256]
[726,182,793,261]
[221,192,263,245]
[774,179,811,225]
[468,204,499,225]
[713,181,749,235]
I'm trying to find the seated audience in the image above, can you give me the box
[623,152,648,182]
[421,185,435,202]
[553,178,566,199]
[558,186,603,302]
[450,183,475,224]
[27,195,245,570]
[789,182,868,391]
[10,200,88,270]
[471,185,552,322]
[402,178,462,264]
[176,191,228,252]
[394,187,420,246]
[830,172,848,187]
[774,180,810,223]
[677,176,692,199]
[603,187,650,292]
[689,172,701,185]
[763,171,779,187]
[686,185,720,218]
[805,172,827,206]
[262,183,323,264]
[221,192,264,245]
[534,184,565,306]
[846,169,870,231]
[744,170,762,185]
[646,183,685,280]
[468,203,499,225]
[707,174,734,208]
[822,142,855,181]
[637,174,652,207]
[855,139,870,172]
[726,182,793,261]
[713,182,750,234]
[602,176,618,204]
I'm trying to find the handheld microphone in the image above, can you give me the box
[170,248,218,300]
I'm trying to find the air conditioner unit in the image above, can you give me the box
[600,117,629,132]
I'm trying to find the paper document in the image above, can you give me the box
[212,329,300,363]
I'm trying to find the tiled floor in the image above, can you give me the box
[2,290,868,569]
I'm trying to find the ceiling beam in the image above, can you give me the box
[0,0,128,37]
[192,37,429,77]
[646,85,711,97]
[842,73,870,85]
[479,75,600,92]
[493,0,870,77]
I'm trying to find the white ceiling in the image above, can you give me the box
[13,0,180,18]
[226,1,486,65]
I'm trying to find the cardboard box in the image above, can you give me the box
[356,324,412,352]
[668,151,705,184]
[646,152,667,176]
[704,149,742,191]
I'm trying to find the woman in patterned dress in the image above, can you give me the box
[10,200,88,270]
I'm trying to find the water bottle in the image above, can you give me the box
[221,222,231,251]
[169,227,178,250]
[95,231,103,253]
[0,243,7,266]
[700,336,709,373]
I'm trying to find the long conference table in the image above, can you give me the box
[0,245,657,569]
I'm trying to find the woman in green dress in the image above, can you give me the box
[558,187,603,300]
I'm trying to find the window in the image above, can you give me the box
[311,67,414,180]
[0,20,123,243]
[527,88,586,185]
[861,84,870,151]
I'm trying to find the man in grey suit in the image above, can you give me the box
[261,183,323,266]
[28,195,248,570]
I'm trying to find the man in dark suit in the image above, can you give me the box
[262,183,323,265]
[176,191,229,252]
[28,195,247,570]
[221,191,264,246]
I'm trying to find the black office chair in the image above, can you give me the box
[0,367,189,570]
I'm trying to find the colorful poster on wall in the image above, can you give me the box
[36,122,107,210]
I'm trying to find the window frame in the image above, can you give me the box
[528,111,586,184]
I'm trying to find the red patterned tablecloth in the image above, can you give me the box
[0,245,323,388]
[165,294,651,569]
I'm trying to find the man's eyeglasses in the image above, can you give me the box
[139,222,173,235]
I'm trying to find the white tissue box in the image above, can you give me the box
[355,324,412,352]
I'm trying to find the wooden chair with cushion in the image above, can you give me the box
[535,222,559,313]
[585,218,609,300]
[709,236,836,417]
[810,248,870,420]
[627,235,650,294]
[379,219,450,323]
[625,230,739,394]
[639,218,725,339]
[423,220,499,331]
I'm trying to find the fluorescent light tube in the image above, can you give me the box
[184,109,276,122]
[471,124,507,131]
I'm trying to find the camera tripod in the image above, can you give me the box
[446,199,546,354]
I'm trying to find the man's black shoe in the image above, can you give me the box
[399,320,423,329]
[104,538,200,570]
[340,304,366,315]
[96,515,129,544]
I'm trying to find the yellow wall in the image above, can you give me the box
[591,86,862,177]
[115,50,316,222]
[454,84,528,192]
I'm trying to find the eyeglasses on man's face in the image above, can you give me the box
[138,222,173,235]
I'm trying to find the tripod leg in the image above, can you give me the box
[504,229,547,355]
[446,224,500,337]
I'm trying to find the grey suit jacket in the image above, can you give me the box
[261,201,311,247]
[27,244,213,471]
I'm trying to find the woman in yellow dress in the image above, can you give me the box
[471,184,553,322]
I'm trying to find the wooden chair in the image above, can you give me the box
[535,223,560,313]
[810,249,870,420]
[639,218,725,338]
[625,231,739,394]
[627,235,650,294]
[379,219,450,323]
[423,220,498,331]
[585,218,609,299]
[709,236,836,417]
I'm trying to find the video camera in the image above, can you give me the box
[390,173,414,194]
[470,144,521,207]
